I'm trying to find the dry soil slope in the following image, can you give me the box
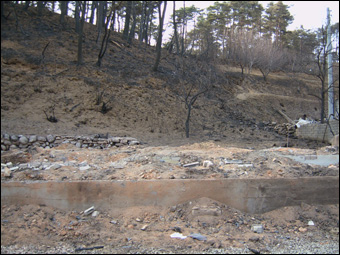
[1,3,325,144]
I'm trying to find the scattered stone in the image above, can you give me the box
[91,211,99,217]
[308,220,314,226]
[79,165,91,171]
[172,226,182,233]
[52,164,62,170]
[189,233,207,241]
[141,224,148,231]
[129,140,140,146]
[110,161,127,169]
[3,167,12,177]
[251,224,264,233]
[298,227,308,233]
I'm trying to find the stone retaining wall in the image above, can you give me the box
[295,120,339,144]
[1,134,140,151]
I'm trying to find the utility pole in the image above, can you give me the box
[327,7,334,119]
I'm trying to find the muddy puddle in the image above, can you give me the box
[276,153,339,166]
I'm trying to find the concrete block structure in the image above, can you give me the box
[296,119,339,144]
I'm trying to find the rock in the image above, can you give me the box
[76,141,82,148]
[109,137,121,143]
[141,224,148,231]
[3,167,12,177]
[10,135,19,141]
[91,211,99,217]
[79,165,91,171]
[19,136,28,144]
[169,206,177,212]
[52,164,62,170]
[189,233,207,241]
[110,161,126,169]
[299,227,308,232]
[129,140,140,146]
[308,220,315,226]
[29,135,37,143]
[37,136,47,142]
[46,135,56,143]
[172,226,182,233]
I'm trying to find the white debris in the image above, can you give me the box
[84,206,95,215]
[170,232,187,239]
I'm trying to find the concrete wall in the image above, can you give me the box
[296,120,339,144]
[2,177,339,214]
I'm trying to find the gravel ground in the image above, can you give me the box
[1,238,339,254]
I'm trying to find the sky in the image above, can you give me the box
[162,1,339,42]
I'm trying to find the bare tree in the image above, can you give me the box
[77,1,86,66]
[152,1,167,72]
[306,26,339,122]
[172,1,180,54]
[96,1,107,43]
[96,7,114,67]
[127,1,137,44]
[122,1,132,41]
[255,39,287,81]
[171,58,214,138]
[229,30,261,76]
[59,1,69,29]
[96,1,124,67]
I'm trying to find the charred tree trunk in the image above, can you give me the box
[152,1,167,72]
[122,1,132,41]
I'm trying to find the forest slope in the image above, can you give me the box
[1,4,324,147]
